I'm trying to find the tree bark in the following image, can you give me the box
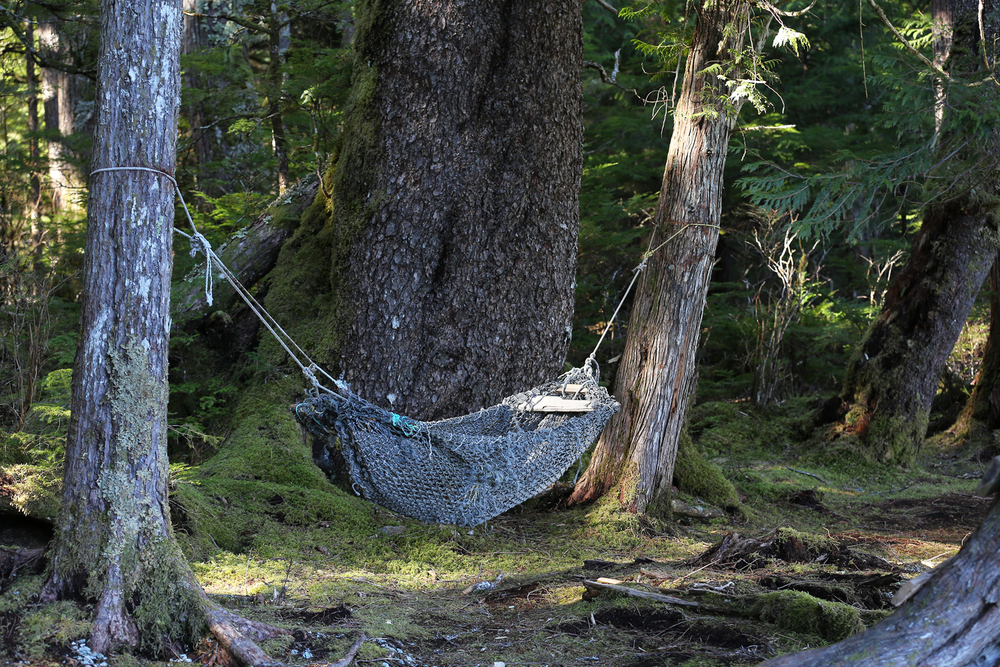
[266,0,583,421]
[568,0,750,514]
[38,21,80,214]
[38,0,195,654]
[832,0,1000,464]
[953,254,1000,436]
[757,496,1000,666]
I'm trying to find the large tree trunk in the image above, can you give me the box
[568,0,750,514]
[38,0,195,654]
[263,0,583,421]
[832,0,1000,464]
[757,492,1000,666]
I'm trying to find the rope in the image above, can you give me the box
[90,165,347,398]
[585,220,720,367]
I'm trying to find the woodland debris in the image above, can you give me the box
[0,546,45,580]
[581,579,701,607]
[691,528,896,571]
[671,499,725,519]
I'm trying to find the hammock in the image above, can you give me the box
[90,166,625,527]
[295,365,619,526]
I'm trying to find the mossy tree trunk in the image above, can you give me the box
[833,0,1000,464]
[568,0,750,515]
[953,254,1000,436]
[264,0,583,420]
[38,0,198,654]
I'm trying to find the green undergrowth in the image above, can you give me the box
[2,375,984,666]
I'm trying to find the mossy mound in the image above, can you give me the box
[752,589,865,641]
[673,430,741,511]
[172,374,380,559]
[689,397,816,461]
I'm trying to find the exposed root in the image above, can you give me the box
[91,585,139,654]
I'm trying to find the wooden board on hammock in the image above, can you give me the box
[517,395,594,413]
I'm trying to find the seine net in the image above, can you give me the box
[295,366,619,526]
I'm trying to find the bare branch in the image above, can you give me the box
[583,51,641,99]
[756,0,818,19]
[591,0,619,15]
[866,0,951,80]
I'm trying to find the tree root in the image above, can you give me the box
[188,570,366,667]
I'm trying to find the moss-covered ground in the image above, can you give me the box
[3,391,995,667]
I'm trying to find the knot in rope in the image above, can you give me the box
[304,364,323,392]
[188,231,215,306]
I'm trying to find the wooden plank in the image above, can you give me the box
[517,396,594,413]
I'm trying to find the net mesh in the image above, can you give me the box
[295,366,619,526]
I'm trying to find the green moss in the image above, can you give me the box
[18,601,92,657]
[673,430,741,510]
[861,411,929,465]
[197,375,329,489]
[0,463,61,520]
[752,589,864,641]
[689,398,815,461]
[0,572,44,613]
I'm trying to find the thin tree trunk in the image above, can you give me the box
[182,0,215,188]
[268,3,289,194]
[932,0,953,141]
[26,20,42,262]
[569,0,751,514]
[39,0,193,653]
[38,22,79,214]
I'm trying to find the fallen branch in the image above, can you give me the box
[0,546,45,581]
[785,466,828,485]
[581,579,701,607]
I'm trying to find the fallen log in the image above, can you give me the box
[581,579,701,607]
[173,174,319,322]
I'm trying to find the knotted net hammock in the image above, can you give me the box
[295,365,619,526]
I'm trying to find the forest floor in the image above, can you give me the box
[1,397,995,667]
